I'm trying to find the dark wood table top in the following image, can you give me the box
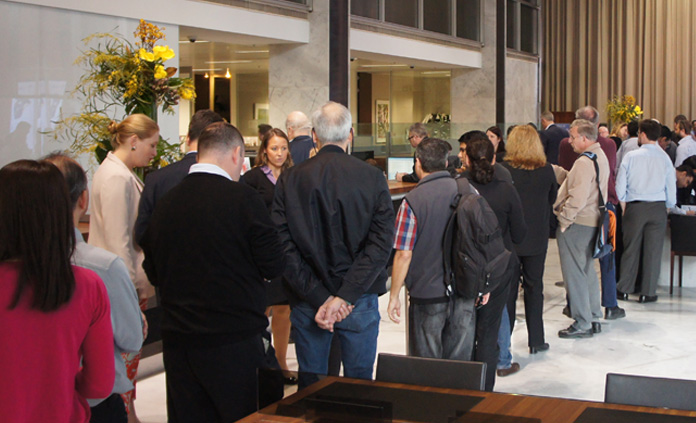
[239,377,696,423]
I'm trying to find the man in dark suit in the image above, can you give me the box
[141,122,284,422]
[395,122,428,182]
[135,109,223,244]
[286,111,315,165]
[539,110,569,165]
[272,101,395,388]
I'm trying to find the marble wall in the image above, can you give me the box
[268,0,330,129]
[450,0,496,130]
[506,57,540,126]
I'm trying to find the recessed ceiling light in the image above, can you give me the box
[235,50,269,54]
[205,60,253,64]
[359,64,409,68]
[192,68,222,72]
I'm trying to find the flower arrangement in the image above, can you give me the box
[606,95,643,126]
[55,20,195,167]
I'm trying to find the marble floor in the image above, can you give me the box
[133,241,696,422]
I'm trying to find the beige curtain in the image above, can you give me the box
[542,0,696,125]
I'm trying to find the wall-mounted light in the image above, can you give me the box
[225,68,231,78]
[204,72,209,78]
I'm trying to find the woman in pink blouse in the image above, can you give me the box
[0,160,115,423]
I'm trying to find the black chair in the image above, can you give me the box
[604,373,696,411]
[669,214,696,295]
[375,353,486,391]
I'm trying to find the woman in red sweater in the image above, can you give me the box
[0,160,115,423]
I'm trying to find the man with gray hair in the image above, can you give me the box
[557,106,624,320]
[273,101,394,387]
[554,119,609,338]
[285,110,315,165]
[396,122,429,182]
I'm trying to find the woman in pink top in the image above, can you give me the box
[0,160,115,423]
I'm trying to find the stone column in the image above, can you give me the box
[450,0,497,132]
[268,0,330,129]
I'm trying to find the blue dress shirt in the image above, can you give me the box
[615,143,676,208]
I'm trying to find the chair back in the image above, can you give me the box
[670,215,696,253]
[605,373,696,411]
[375,353,486,391]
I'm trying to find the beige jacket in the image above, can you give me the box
[553,142,609,230]
[89,152,148,291]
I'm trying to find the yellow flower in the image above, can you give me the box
[154,65,168,79]
[180,87,194,100]
[635,105,642,114]
[153,45,175,61]
[139,48,155,62]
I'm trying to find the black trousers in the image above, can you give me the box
[507,253,547,348]
[474,258,516,392]
[90,393,127,423]
[163,333,281,423]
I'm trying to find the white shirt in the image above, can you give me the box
[675,135,696,167]
[189,162,233,181]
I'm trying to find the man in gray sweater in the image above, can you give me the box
[45,153,144,423]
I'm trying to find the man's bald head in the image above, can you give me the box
[286,111,311,139]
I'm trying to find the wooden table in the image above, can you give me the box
[388,180,417,197]
[239,377,696,423]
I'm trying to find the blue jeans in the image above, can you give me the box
[599,202,618,308]
[290,294,380,388]
[497,306,512,369]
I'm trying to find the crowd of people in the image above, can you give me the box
[1,101,693,422]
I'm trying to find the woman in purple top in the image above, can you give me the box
[243,128,296,383]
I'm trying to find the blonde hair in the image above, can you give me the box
[504,125,547,170]
[108,114,159,149]
[611,123,627,138]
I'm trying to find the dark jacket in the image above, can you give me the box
[141,173,284,346]
[135,152,197,244]
[402,153,420,183]
[539,124,569,165]
[289,135,315,165]
[502,163,557,256]
[242,166,276,211]
[272,144,395,308]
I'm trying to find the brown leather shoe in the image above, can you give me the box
[496,362,520,377]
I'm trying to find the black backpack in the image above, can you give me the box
[443,178,512,300]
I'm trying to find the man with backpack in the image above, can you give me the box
[554,119,609,338]
[387,138,477,360]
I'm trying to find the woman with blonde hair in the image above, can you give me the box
[610,123,628,149]
[89,113,159,422]
[243,128,297,384]
[499,125,557,363]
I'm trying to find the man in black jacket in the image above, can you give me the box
[141,122,284,422]
[272,101,395,387]
[135,109,223,244]
[286,110,315,165]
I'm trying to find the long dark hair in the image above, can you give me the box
[466,138,495,185]
[486,125,506,154]
[254,128,294,172]
[0,160,76,311]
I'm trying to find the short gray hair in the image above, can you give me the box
[570,119,598,141]
[575,106,600,125]
[285,111,311,133]
[541,110,554,122]
[312,102,352,145]
[409,122,428,138]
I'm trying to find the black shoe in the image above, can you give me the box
[529,343,550,354]
[592,322,602,334]
[558,325,593,339]
[616,290,629,301]
[562,305,571,318]
[604,306,626,320]
[638,295,658,303]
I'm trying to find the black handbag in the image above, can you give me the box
[581,152,613,259]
